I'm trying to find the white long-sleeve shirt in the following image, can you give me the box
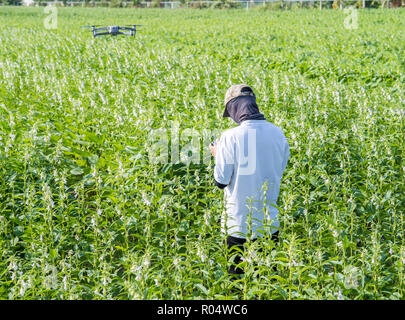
[214,120,289,239]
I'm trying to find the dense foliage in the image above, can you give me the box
[2,0,404,9]
[0,7,404,299]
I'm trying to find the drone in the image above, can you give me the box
[82,25,143,38]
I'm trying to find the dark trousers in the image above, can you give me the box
[226,231,279,275]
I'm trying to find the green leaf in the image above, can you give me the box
[49,249,57,259]
[195,283,209,295]
[71,167,84,175]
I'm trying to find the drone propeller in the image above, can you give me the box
[125,25,144,27]
[82,25,101,28]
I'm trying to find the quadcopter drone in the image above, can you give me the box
[82,25,143,38]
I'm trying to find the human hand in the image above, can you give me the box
[209,139,218,157]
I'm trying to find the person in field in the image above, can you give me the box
[209,84,289,275]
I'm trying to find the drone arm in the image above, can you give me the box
[94,32,111,37]
[119,27,136,31]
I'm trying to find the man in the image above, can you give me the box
[209,84,289,275]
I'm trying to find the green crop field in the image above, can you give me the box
[0,7,404,300]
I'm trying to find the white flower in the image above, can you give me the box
[204,212,210,226]
[19,281,26,296]
[130,265,141,274]
[63,276,68,290]
[143,194,151,206]
[197,248,206,262]
[143,257,150,268]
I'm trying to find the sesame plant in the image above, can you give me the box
[0,7,404,300]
